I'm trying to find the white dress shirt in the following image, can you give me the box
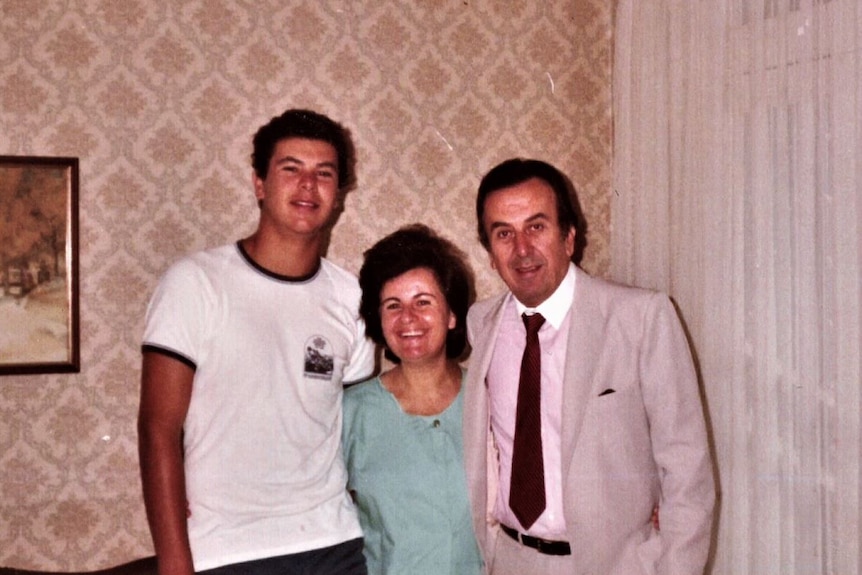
[487,263,576,539]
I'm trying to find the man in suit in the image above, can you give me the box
[463,158,715,574]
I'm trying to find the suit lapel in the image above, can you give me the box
[560,268,606,483]
[468,295,507,384]
[463,294,508,551]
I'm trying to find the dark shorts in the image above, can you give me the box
[197,538,366,575]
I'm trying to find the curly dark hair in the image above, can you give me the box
[251,108,355,190]
[359,224,475,364]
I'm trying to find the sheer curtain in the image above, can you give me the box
[612,1,861,573]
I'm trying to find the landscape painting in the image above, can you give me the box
[0,156,79,375]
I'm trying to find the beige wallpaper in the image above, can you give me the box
[0,0,612,569]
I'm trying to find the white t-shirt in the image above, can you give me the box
[142,242,376,571]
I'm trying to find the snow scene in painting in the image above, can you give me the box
[0,280,68,363]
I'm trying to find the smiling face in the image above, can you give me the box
[379,267,456,366]
[482,177,575,308]
[253,137,340,238]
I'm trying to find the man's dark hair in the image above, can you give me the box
[359,224,475,364]
[476,158,580,253]
[251,109,354,190]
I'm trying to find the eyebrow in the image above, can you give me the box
[273,155,338,172]
[488,212,551,231]
[381,292,438,305]
[525,212,552,223]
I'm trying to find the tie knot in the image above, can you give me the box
[522,312,546,335]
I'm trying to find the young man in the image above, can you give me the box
[138,109,375,575]
[462,158,715,574]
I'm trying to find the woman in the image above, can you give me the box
[342,224,482,575]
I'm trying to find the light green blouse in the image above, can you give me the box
[342,374,483,575]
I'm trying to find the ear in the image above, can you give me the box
[252,170,265,201]
[565,226,576,258]
[448,310,457,330]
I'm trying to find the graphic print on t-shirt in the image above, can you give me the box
[304,335,334,379]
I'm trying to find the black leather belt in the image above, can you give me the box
[500,524,572,556]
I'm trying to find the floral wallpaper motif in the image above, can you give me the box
[0,0,612,569]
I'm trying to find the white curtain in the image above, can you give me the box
[612,1,861,573]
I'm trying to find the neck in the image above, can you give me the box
[241,229,322,277]
[382,360,462,416]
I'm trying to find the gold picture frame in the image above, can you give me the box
[0,156,80,374]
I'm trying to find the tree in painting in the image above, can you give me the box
[0,160,73,368]
[0,164,67,293]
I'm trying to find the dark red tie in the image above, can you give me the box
[509,312,546,529]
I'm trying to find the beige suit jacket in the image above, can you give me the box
[463,267,715,575]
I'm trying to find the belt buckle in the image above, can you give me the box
[532,537,546,554]
[533,537,557,555]
[502,524,571,556]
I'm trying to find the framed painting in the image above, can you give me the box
[0,156,80,375]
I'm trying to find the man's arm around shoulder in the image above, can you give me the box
[138,352,196,575]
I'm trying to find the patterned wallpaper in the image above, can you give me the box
[0,0,612,569]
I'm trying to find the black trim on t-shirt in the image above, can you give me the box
[141,344,197,371]
[236,241,320,283]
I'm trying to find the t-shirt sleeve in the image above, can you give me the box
[142,258,212,369]
[342,315,376,385]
